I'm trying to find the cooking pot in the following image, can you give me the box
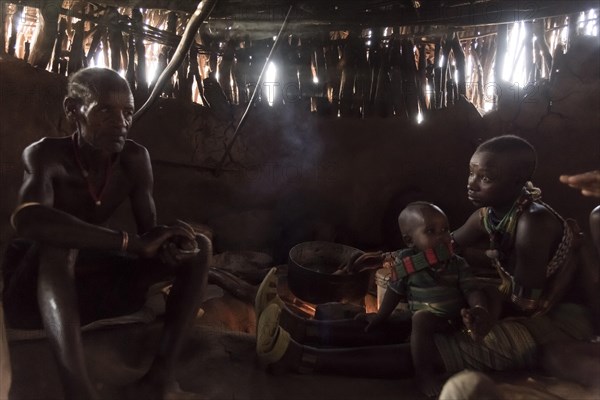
[287,241,370,304]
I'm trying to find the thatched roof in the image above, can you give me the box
[11,0,599,40]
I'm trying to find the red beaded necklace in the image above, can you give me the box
[71,132,115,206]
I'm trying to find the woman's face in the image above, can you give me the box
[467,151,524,209]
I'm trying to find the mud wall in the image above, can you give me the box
[1,42,599,262]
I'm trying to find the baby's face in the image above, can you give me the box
[407,208,451,251]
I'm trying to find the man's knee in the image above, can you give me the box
[38,245,78,272]
[191,231,212,272]
[590,206,600,223]
[194,232,212,255]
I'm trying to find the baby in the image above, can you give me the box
[350,201,492,396]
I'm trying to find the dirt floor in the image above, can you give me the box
[6,294,600,400]
[7,304,428,400]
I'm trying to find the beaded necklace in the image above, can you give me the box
[483,184,541,249]
[383,242,455,282]
[71,132,116,206]
[481,183,541,293]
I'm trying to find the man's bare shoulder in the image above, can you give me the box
[119,139,152,181]
[23,136,72,162]
[121,139,150,161]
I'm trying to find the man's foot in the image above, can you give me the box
[416,372,444,398]
[125,379,206,400]
[254,267,283,322]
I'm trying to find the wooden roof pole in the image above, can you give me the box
[133,0,218,122]
[214,5,294,176]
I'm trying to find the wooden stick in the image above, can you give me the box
[214,5,293,175]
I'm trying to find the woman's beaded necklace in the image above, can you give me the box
[481,183,541,293]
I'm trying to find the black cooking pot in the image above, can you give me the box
[287,241,370,304]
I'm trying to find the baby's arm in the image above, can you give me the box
[462,290,494,341]
[363,289,403,332]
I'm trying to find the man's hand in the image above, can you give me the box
[157,220,201,266]
[159,237,200,267]
[461,306,493,342]
[133,223,196,259]
[560,171,600,198]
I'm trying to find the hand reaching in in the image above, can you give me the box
[339,251,384,274]
[560,171,600,198]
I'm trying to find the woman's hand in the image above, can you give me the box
[560,171,600,198]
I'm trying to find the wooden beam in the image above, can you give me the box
[8,0,599,41]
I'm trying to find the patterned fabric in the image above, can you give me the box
[434,319,537,373]
[387,248,479,318]
[434,303,593,373]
